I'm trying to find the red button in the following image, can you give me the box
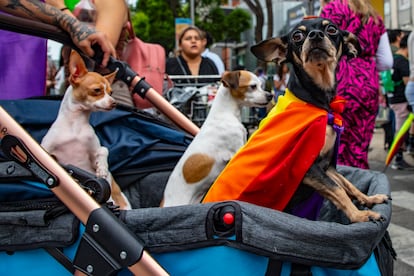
[223,213,234,225]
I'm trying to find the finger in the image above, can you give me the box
[81,45,94,58]
[101,51,110,67]
[92,36,116,67]
[76,38,95,57]
[98,41,115,67]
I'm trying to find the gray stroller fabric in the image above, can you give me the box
[0,166,391,270]
[123,166,391,270]
[0,211,79,251]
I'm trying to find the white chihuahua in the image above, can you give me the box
[41,50,131,210]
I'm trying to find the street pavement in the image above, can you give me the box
[368,128,414,276]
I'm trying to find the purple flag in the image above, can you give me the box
[0,29,47,99]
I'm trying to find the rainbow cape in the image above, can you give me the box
[202,89,331,212]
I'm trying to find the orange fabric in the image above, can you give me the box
[203,90,328,211]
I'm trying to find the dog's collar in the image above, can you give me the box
[261,89,345,131]
[328,96,346,167]
[328,96,345,129]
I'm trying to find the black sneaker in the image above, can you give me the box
[391,159,414,170]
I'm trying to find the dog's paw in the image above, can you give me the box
[360,194,390,207]
[350,210,385,223]
[96,167,108,179]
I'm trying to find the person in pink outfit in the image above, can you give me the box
[320,0,393,169]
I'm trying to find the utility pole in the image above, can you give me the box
[308,0,314,16]
[191,0,195,25]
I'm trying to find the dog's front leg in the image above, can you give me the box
[326,168,389,207]
[95,146,109,179]
[303,164,384,222]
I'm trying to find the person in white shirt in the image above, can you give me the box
[201,31,225,75]
[254,67,268,119]
[54,53,66,95]
[273,63,290,103]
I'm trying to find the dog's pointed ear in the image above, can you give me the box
[68,50,88,85]
[342,31,361,58]
[250,36,289,65]
[221,70,240,89]
[105,69,118,85]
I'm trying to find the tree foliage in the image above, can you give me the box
[195,6,226,42]
[224,8,251,42]
[130,0,175,51]
[129,0,251,52]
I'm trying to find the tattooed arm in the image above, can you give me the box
[0,0,115,66]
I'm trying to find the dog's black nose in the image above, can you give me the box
[266,92,273,101]
[308,30,324,42]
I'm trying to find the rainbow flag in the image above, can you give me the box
[203,89,329,212]
[385,112,414,169]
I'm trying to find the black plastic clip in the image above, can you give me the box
[91,44,137,86]
[0,135,58,188]
[206,202,241,239]
[106,57,138,86]
[62,164,111,204]
[73,207,144,275]
[132,77,152,98]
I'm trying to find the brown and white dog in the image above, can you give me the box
[161,70,272,207]
[41,50,131,210]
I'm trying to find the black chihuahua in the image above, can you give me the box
[249,17,389,222]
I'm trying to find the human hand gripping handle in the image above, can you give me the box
[44,0,116,67]
[0,0,115,67]
[92,45,200,136]
[65,17,115,67]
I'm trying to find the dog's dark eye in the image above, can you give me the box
[93,88,101,95]
[250,84,257,90]
[291,30,305,42]
[325,25,339,36]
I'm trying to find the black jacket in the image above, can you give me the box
[166,55,219,86]
[388,54,409,104]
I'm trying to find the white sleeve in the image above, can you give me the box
[54,67,65,91]
[376,32,393,72]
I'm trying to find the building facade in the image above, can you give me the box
[216,0,413,71]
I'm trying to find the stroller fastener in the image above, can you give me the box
[0,134,59,188]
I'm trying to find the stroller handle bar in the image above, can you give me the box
[0,106,168,275]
